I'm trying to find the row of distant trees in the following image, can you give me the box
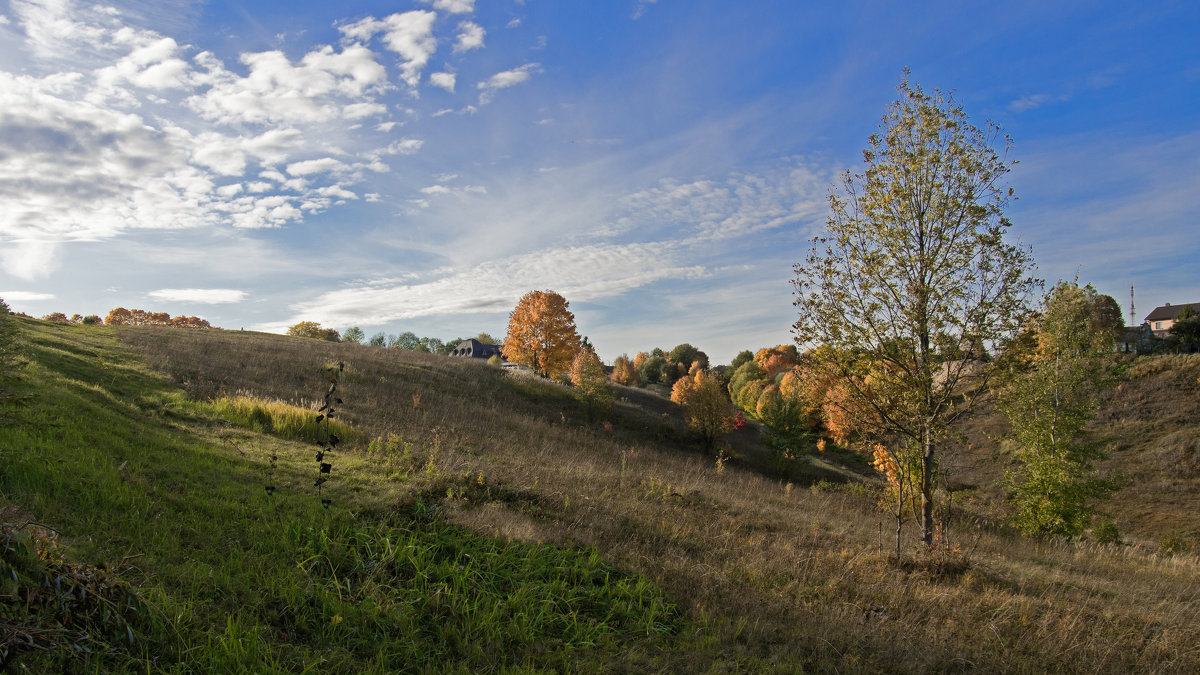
[286,320,500,356]
[33,308,216,329]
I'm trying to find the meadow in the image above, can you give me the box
[2,317,1199,672]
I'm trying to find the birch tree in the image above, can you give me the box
[998,281,1118,536]
[793,74,1039,547]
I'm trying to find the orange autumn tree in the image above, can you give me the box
[503,290,581,379]
[105,307,215,329]
[753,345,799,381]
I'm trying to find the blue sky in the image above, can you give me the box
[1,0,1197,363]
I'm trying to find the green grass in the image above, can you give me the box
[0,320,680,672]
[205,394,363,447]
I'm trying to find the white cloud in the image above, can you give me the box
[506,18,521,29]
[420,0,476,14]
[317,185,358,200]
[0,71,217,275]
[477,63,541,103]
[148,288,247,304]
[11,0,110,60]
[633,0,658,20]
[187,44,389,125]
[286,157,347,176]
[430,71,456,92]
[454,21,484,53]
[1009,93,1051,113]
[0,241,61,281]
[343,101,387,119]
[338,11,436,88]
[381,139,424,155]
[419,181,485,199]
[240,128,305,164]
[433,105,478,117]
[0,290,55,301]
[221,195,304,228]
[94,33,190,92]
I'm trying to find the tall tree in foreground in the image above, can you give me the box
[998,281,1119,536]
[503,290,581,379]
[793,74,1039,547]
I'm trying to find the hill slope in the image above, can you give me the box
[2,319,1199,672]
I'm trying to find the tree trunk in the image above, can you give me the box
[921,423,935,546]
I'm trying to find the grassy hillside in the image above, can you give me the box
[945,354,1200,549]
[3,318,1199,672]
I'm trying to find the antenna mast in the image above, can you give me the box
[1130,284,1136,326]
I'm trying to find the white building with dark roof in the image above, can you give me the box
[1144,302,1200,338]
[449,338,504,360]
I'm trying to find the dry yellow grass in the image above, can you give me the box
[118,327,1200,672]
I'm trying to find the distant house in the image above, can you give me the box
[449,338,503,360]
[1117,324,1153,354]
[1144,302,1200,338]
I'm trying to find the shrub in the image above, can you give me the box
[287,321,340,341]
[1092,519,1121,545]
[1159,531,1199,556]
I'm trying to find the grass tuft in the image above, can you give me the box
[207,393,362,448]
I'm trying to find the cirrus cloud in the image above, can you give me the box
[280,242,706,327]
[148,288,248,304]
[477,63,542,104]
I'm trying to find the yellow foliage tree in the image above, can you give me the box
[672,369,736,450]
[503,290,581,378]
[288,321,340,341]
[610,354,638,386]
[570,348,612,414]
